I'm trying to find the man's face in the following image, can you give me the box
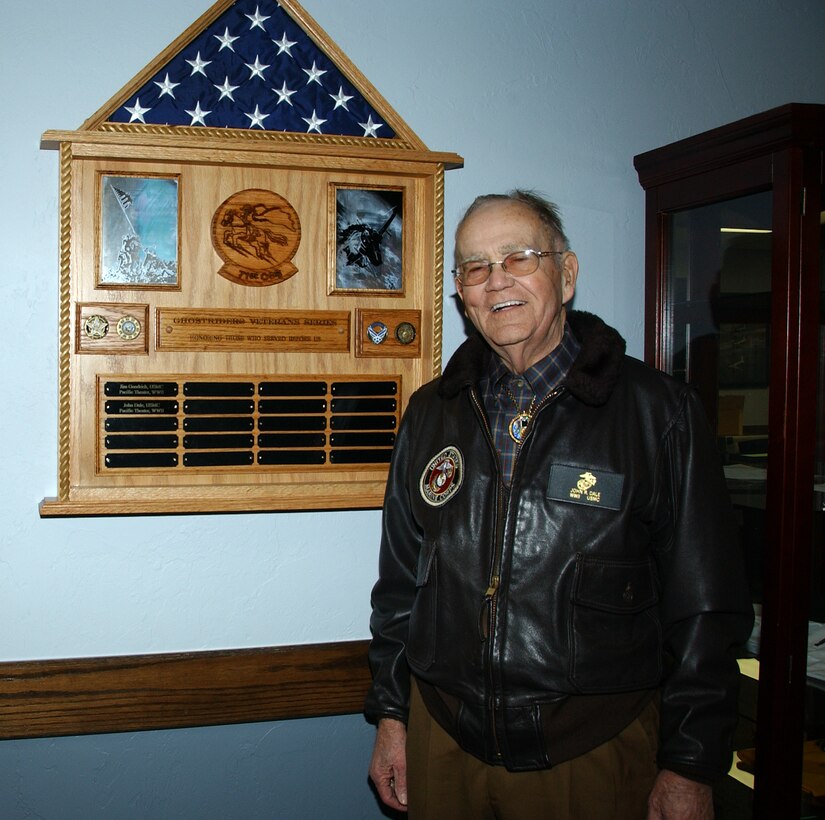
[454,201,577,372]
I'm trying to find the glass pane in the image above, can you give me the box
[665,190,773,817]
[801,213,825,820]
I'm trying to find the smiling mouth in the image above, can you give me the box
[491,300,525,313]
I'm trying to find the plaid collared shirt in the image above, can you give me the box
[479,323,581,484]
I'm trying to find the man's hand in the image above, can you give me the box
[369,718,408,812]
[647,769,713,819]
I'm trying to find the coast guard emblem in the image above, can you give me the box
[420,446,463,506]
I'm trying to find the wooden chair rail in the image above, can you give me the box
[0,639,371,740]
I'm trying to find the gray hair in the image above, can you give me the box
[455,189,571,252]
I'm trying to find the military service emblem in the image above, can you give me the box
[420,446,463,506]
[211,189,301,287]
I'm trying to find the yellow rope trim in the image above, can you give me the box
[57,144,73,501]
[432,166,445,380]
[96,122,415,151]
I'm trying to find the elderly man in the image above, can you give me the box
[365,190,752,819]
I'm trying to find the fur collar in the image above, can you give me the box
[438,310,626,406]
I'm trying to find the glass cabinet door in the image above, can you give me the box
[664,191,772,818]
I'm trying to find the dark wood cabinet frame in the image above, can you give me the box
[635,103,825,818]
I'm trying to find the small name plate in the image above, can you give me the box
[156,309,351,352]
[105,382,178,397]
[97,374,401,473]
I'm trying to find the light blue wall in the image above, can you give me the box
[1,0,823,816]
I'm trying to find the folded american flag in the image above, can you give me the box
[107,0,396,138]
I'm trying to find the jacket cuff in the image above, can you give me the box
[657,757,727,786]
[364,706,408,727]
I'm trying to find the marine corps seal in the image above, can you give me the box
[420,446,463,506]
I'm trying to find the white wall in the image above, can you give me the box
[1,0,824,814]
[5,0,822,664]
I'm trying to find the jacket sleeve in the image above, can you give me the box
[652,388,754,782]
[363,397,424,725]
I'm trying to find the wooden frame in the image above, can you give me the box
[329,184,405,295]
[634,102,825,819]
[38,0,461,517]
[38,133,459,517]
[97,172,181,289]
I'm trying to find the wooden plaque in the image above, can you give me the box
[39,0,462,516]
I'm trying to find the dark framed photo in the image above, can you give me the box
[98,173,180,288]
[329,185,403,294]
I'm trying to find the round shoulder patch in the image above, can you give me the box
[419,446,463,507]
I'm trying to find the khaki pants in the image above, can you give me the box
[406,681,659,820]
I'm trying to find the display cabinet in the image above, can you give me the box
[635,103,825,819]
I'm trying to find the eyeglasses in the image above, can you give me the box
[452,249,563,287]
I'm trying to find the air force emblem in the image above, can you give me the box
[420,446,463,506]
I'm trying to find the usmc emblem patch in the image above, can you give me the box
[420,446,463,507]
[570,470,600,503]
[546,464,624,510]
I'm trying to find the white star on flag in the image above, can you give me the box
[215,77,240,100]
[126,98,151,123]
[302,61,326,85]
[245,104,270,128]
[154,74,180,98]
[273,81,297,106]
[245,6,270,29]
[185,52,211,76]
[186,102,211,125]
[359,115,383,137]
[245,56,270,80]
[302,110,326,133]
[215,27,240,51]
[330,87,353,110]
[273,32,297,56]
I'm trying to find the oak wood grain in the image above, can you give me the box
[0,640,371,740]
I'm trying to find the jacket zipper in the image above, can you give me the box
[469,387,504,643]
[469,387,506,759]
[471,384,565,761]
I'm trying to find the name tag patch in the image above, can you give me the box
[547,464,624,510]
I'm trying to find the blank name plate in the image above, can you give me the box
[98,375,400,473]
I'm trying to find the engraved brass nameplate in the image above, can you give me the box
[156,309,350,352]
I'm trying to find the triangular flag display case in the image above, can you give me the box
[39,0,462,516]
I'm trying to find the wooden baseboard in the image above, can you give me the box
[0,640,371,740]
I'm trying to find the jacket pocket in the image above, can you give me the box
[568,554,661,692]
[406,539,438,670]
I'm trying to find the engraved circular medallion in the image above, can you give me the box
[395,322,417,345]
[211,189,301,287]
[116,315,141,340]
[84,314,109,339]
